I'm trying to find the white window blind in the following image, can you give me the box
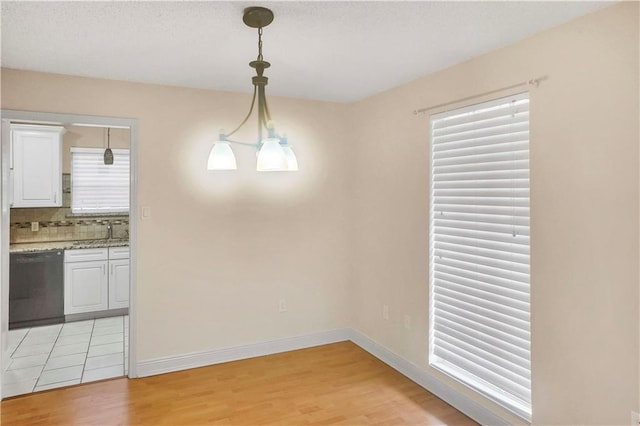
[71,147,130,214]
[429,92,531,420]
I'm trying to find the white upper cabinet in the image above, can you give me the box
[11,124,64,208]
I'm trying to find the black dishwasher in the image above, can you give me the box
[10,250,64,329]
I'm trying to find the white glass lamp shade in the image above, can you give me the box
[282,145,298,171]
[207,142,237,170]
[256,138,287,171]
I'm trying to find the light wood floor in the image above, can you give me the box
[1,341,477,425]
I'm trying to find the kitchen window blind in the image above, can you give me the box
[429,92,531,420]
[71,147,129,214]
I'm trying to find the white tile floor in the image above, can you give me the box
[4,315,128,397]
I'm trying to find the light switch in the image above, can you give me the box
[31,221,39,231]
[142,206,151,219]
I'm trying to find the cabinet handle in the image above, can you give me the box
[54,192,57,204]
[103,265,106,276]
[111,264,114,275]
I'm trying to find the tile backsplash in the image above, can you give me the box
[10,174,129,244]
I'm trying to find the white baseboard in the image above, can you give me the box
[137,328,351,377]
[347,329,510,426]
[136,327,508,425]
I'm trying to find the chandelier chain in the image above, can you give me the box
[257,27,263,61]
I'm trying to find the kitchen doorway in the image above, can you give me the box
[0,110,138,399]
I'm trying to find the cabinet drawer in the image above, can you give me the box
[108,246,130,260]
[64,248,108,263]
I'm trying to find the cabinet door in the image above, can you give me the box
[109,259,129,309]
[64,260,108,315]
[11,125,63,208]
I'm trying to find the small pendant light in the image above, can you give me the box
[104,127,114,165]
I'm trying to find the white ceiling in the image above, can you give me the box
[1,1,613,103]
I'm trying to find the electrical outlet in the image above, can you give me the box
[631,411,639,425]
[382,304,389,320]
[31,221,39,231]
[278,298,287,313]
[403,314,411,330]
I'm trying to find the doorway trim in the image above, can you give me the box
[0,109,139,399]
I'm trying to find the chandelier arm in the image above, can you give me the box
[258,87,263,143]
[223,138,259,148]
[263,91,273,123]
[225,86,258,138]
[257,84,271,142]
[257,85,275,139]
[258,87,267,127]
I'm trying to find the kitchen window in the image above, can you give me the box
[71,147,130,214]
[429,92,531,420]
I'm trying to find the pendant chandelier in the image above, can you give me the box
[207,6,298,172]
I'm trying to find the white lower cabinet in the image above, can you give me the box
[64,260,109,314]
[64,247,130,315]
[108,258,130,310]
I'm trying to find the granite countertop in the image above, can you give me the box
[10,239,129,253]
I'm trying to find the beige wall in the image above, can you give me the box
[350,2,639,424]
[1,69,354,359]
[1,2,638,424]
